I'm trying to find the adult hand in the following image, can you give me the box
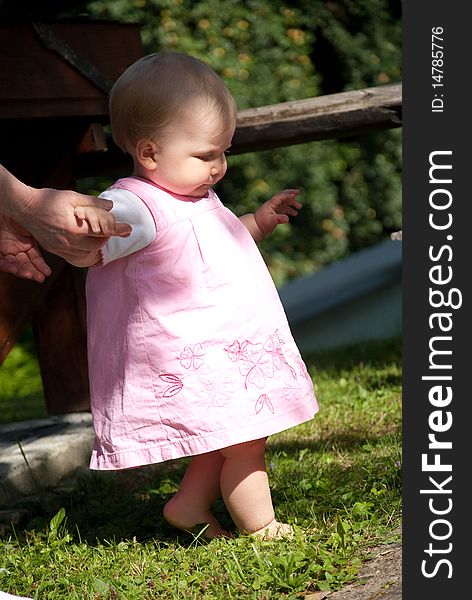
[0,214,51,282]
[15,186,132,264]
[1,165,131,280]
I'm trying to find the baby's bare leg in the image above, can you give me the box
[219,438,292,538]
[163,451,230,538]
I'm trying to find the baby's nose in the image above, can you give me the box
[210,161,223,177]
[210,154,227,179]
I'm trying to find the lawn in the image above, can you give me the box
[0,328,47,424]
[0,337,401,599]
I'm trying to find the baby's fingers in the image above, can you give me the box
[74,206,87,221]
[280,203,300,217]
[272,189,301,209]
[74,206,114,235]
[74,206,101,234]
[92,210,117,235]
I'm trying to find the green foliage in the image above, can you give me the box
[0,328,46,423]
[71,0,403,284]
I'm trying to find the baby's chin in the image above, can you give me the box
[188,184,212,198]
[155,182,211,198]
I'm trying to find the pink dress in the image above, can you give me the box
[86,176,318,469]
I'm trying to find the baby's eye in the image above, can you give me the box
[196,155,213,162]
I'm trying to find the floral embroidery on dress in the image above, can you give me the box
[294,355,311,380]
[263,330,286,370]
[255,394,274,414]
[280,386,300,402]
[238,343,274,389]
[264,330,297,379]
[225,331,300,389]
[179,344,206,369]
[159,373,184,398]
[288,363,297,380]
[197,374,233,408]
[224,339,249,362]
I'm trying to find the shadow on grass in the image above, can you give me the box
[305,337,402,373]
[21,461,235,547]
[16,423,400,547]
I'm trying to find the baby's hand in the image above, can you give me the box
[254,189,301,236]
[73,205,117,236]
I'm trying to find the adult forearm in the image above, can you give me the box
[0,164,34,220]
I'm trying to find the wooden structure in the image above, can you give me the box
[0,20,402,416]
[76,82,402,176]
[0,20,144,413]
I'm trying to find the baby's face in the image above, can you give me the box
[149,103,235,198]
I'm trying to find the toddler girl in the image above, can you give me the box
[74,52,318,539]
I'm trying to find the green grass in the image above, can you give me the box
[0,338,401,599]
[0,328,46,423]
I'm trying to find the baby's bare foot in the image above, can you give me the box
[248,519,294,539]
[163,495,231,539]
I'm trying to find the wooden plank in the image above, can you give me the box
[232,82,402,154]
[0,248,88,415]
[0,21,143,119]
[32,264,90,414]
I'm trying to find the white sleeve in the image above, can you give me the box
[98,188,157,264]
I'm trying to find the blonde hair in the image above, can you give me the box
[110,52,237,153]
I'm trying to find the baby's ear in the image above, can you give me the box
[135,138,158,170]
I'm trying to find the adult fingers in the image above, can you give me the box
[74,194,114,211]
[0,254,47,282]
[27,247,52,278]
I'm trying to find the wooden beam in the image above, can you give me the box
[232,82,402,154]
[32,263,90,414]
[0,21,143,120]
[0,254,90,413]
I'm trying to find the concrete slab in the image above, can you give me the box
[0,413,94,508]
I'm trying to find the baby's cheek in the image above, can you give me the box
[219,163,228,180]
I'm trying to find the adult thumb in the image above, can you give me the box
[91,196,114,211]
